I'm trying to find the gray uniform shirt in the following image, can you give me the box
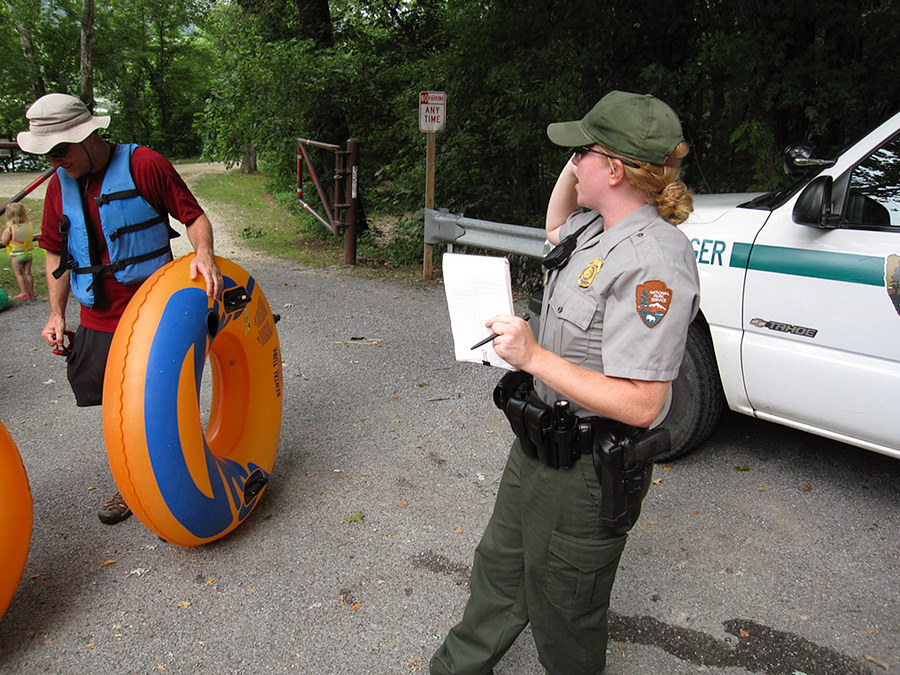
[535,204,700,414]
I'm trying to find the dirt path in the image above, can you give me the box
[0,162,251,262]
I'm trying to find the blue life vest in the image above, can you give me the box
[55,143,175,307]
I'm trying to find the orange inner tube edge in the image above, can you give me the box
[103,255,283,547]
[0,421,33,619]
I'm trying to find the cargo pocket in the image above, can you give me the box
[542,529,627,613]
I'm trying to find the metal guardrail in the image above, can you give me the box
[423,208,548,259]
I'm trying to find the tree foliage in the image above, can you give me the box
[2,0,899,226]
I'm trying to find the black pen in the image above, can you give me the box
[470,315,530,350]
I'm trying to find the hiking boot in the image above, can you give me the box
[98,491,132,525]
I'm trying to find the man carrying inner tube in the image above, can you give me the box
[17,93,224,526]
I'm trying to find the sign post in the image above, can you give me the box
[419,91,446,279]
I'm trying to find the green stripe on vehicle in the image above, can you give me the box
[729,243,884,286]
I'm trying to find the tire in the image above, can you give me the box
[656,320,726,461]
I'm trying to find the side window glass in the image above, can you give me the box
[845,133,900,228]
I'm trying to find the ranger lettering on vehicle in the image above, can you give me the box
[691,238,727,265]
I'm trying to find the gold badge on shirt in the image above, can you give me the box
[577,258,603,288]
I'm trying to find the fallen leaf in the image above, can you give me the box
[801,484,813,493]
[662,466,674,471]
[652,478,662,486]
[863,654,889,669]
[100,560,116,567]
[740,628,750,638]
[455,527,464,534]
[758,487,767,492]
[396,501,408,508]
[733,465,751,471]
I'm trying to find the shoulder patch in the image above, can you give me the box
[636,280,672,327]
[578,257,603,288]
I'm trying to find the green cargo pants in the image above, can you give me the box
[430,439,634,675]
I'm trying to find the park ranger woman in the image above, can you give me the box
[431,91,700,675]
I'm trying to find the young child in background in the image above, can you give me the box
[1,203,36,300]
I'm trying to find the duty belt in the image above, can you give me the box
[493,370,672,528]
[492,369,623,469]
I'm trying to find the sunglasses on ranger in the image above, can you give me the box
[572,146,641,169]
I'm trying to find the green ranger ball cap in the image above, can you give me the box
[547,90,684,166]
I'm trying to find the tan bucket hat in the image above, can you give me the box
[16,93,110,155]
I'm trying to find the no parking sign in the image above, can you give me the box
[419,91,446,132]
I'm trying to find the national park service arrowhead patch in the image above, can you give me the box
[636,280,672,328]
[887,254,900,317]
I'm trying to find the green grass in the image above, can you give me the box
[189,170,427,281]
[0,169,429,303]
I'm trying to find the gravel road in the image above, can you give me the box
[0,165,896,674]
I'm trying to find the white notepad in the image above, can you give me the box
[442,252,516,369]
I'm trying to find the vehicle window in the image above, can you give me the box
[844,132,900,229]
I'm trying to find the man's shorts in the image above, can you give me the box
[66,326,114,407]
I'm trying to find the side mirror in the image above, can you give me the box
[783,143,836,177]
[792,175,841,228]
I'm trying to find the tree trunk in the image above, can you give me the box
[6,0,46,100]
[241,142,258,174]
[79,0,95,109]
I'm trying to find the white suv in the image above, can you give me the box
[661,111,900,460]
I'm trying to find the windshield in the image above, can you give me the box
[738,117,897,212]
[738,178,809,211]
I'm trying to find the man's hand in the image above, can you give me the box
[190,247,223,299]
[185,213,223,298]
[41,314,67,349]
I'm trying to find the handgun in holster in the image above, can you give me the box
[594,426,671,529]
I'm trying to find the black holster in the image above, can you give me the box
[594,426,670,529]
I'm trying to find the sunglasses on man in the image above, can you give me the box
[46,143,72,159]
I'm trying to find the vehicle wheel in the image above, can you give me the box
[656,320,725,461]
